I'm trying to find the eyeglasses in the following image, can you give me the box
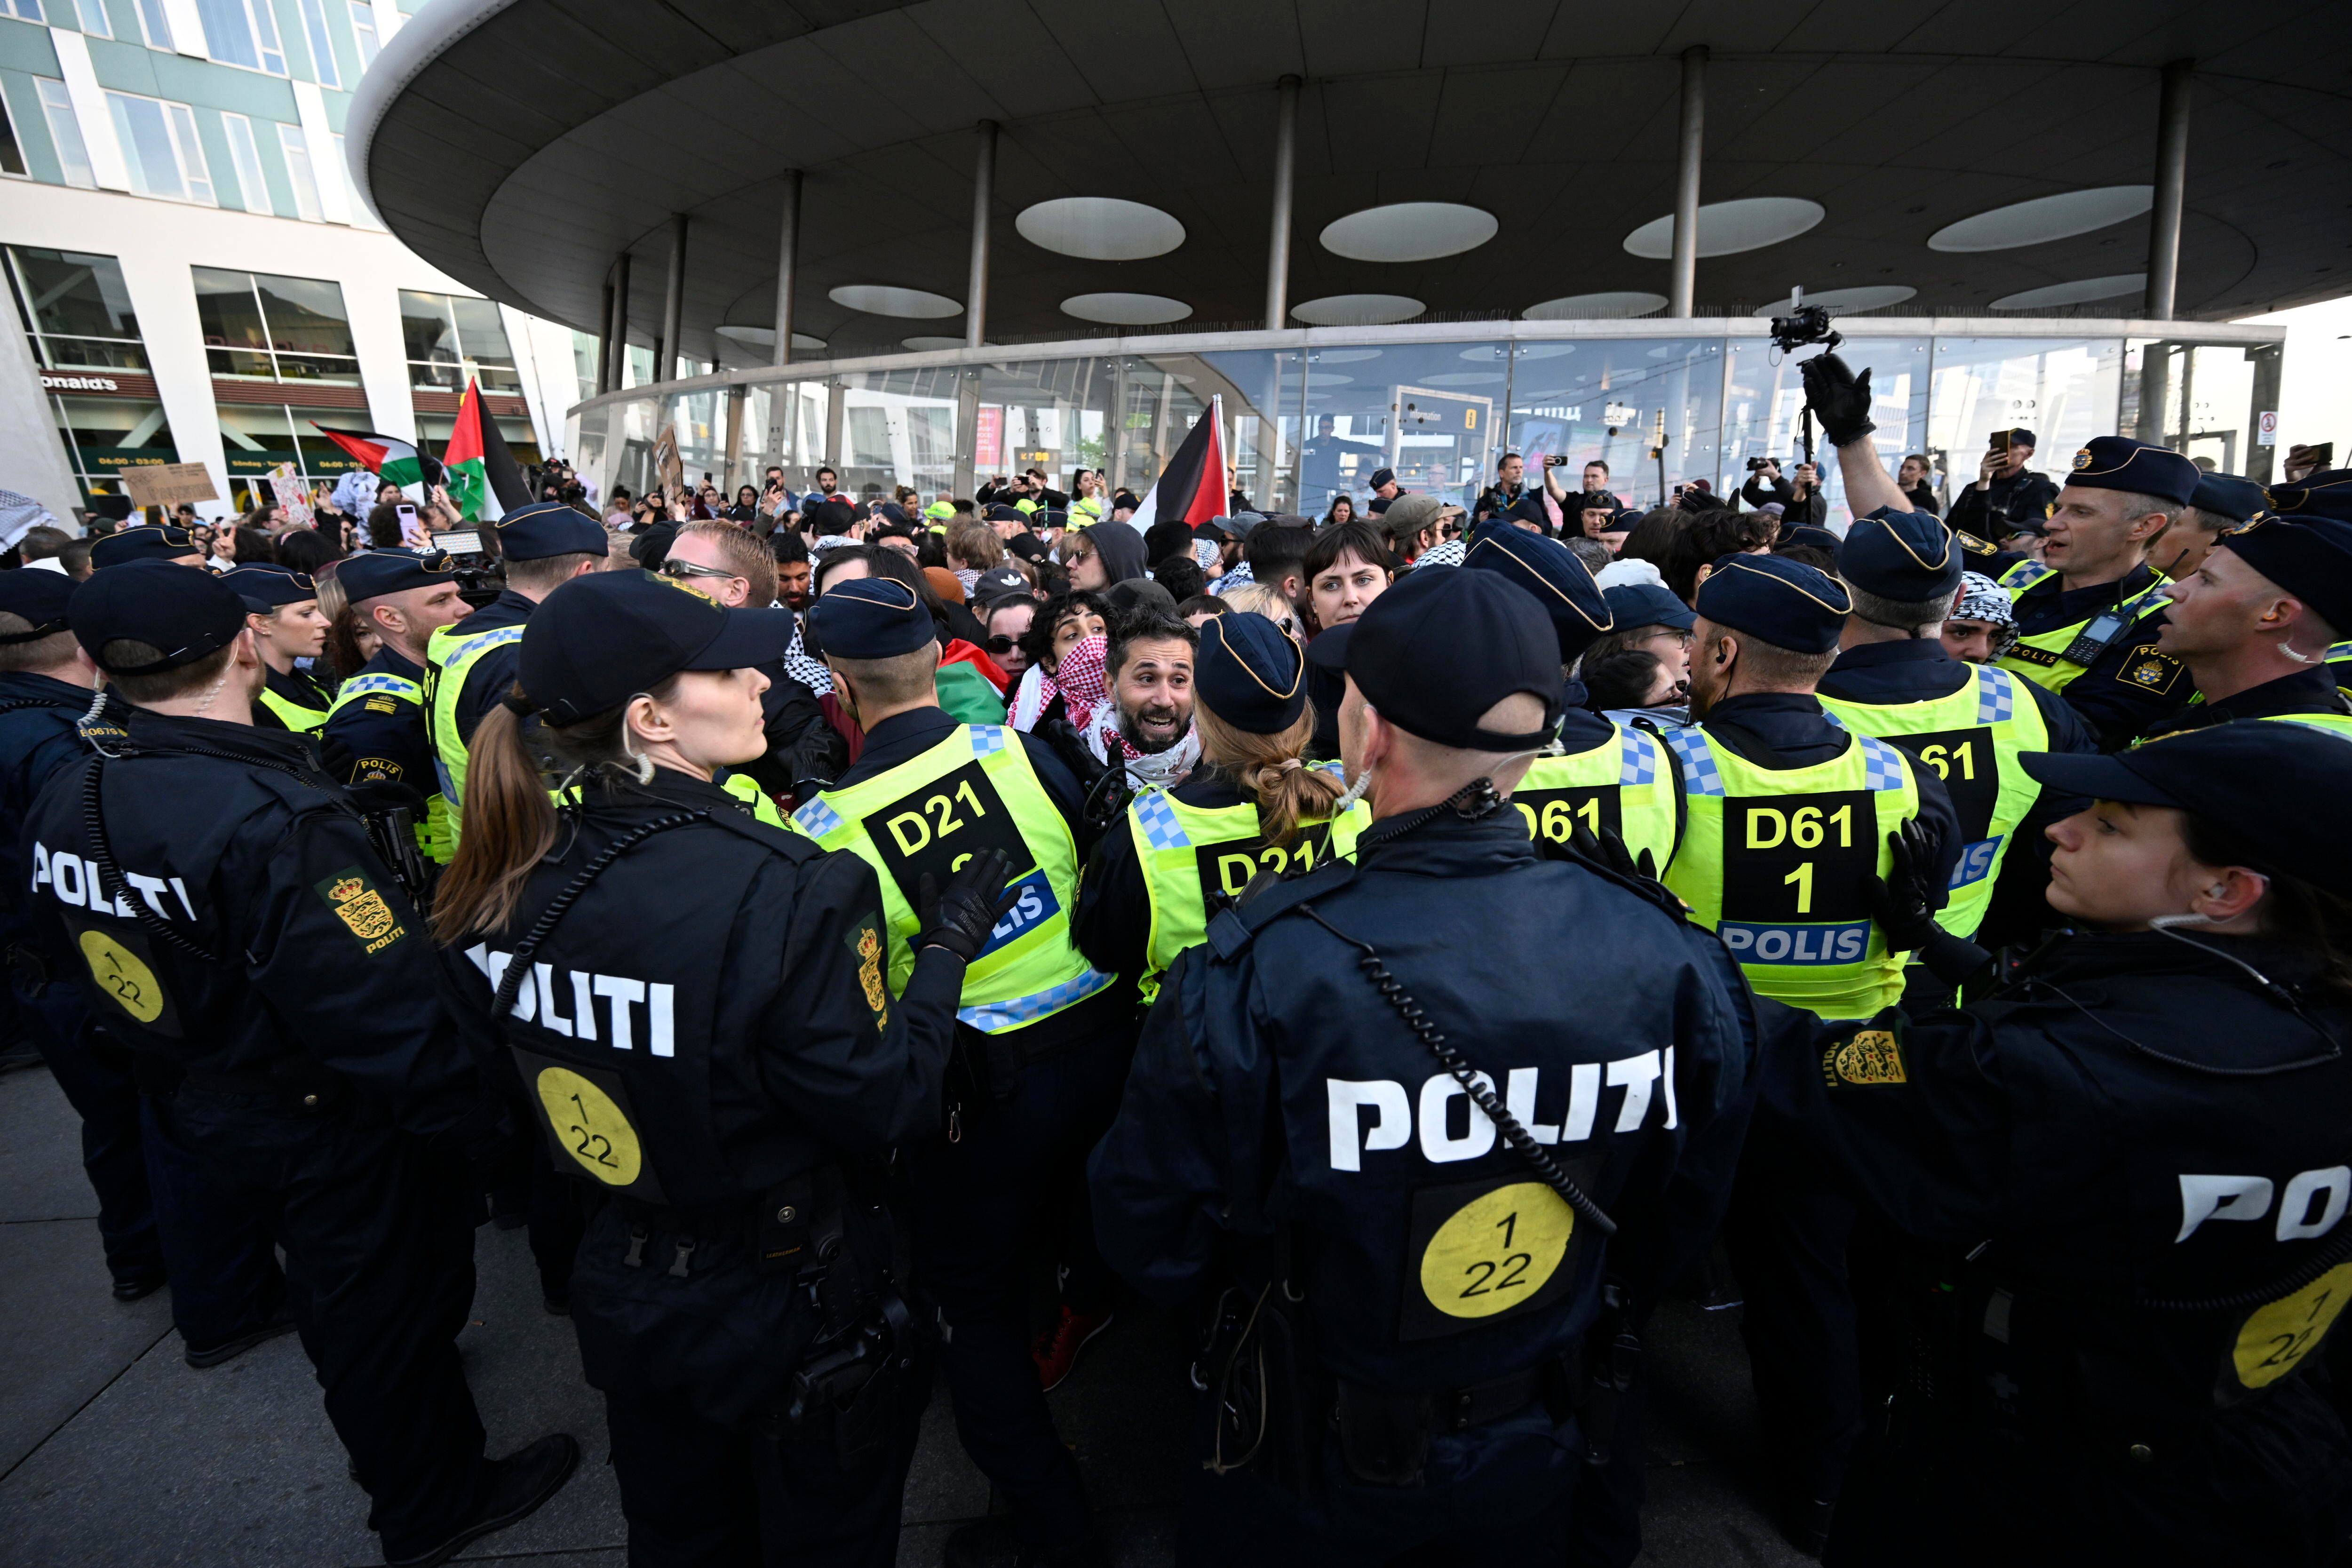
[1063,546,1096,564]
[985,634,1019,653]
[661,558,741,583]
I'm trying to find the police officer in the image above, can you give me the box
[1659,553,1961,1021]
[433,568,1003,1566]
[2261,469,2352,697]
[1757,721,2352,1565]
[1077,611,1366,1008]
[2152,472,2267,580]
[0,569,297,1366]
[1944,427,2058,546]
[88,523,207,570]
[1460,523,1685,872]
[1089,566,1757,1562]
[1799,400,2100,953]
[2147,514,2352,737]
[222,564,335,732]
[427,500,607,847]
[323,547,474,863]
[24,563,575,1565]
[792,577,1127,1568]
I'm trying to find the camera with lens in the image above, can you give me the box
[1745,456,1781,472]
[1768,303,1842,355]
[428,530,509,607]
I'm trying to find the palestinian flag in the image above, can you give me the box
[1130,393,1229,529]
[440,379,530,523]
[310,426,438,498]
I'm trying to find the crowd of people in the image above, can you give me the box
[5,351,2352,1568]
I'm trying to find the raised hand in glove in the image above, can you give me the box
[1862,820,1988,987]
[917,847,1018,963]
[1569,819,1660,883]
[1799,351,1877,449]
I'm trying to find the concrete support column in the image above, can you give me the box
[965,122,998,350]
[604,251,631,392]
[596,274,615,396]
[660,213,688,381]
[2144,59,2193,321]
[773,170,803,368]
[1669,47,1707,318]
[1263,75,1300,332]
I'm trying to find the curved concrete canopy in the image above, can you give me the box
[349,0,2352,374]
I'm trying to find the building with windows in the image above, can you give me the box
[0,0,600,522]
[343,0,2338,525]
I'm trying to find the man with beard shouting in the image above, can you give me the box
[1085,613,1200,792]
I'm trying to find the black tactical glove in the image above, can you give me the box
[916,847,1018,963]
[315,729,358,784]
[1799,351,1877,449]
[1862,820,1988,986]
[1569,819,1660,883]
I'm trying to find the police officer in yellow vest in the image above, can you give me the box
[791,577,1127,1568]
[222,565,335,734]
[322,549,473,864]
[1975,436,2207,747]
[2144,512,2352,740]
[1458,521,1685,873]
[426,501,607,848]
[2258,469,2352,700]
[1661,554,1962,1022]
[1078,611,1367,1008]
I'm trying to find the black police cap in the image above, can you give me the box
[1195,610,1307,734]
[1838,506,1962,603]
[2189,472,2265,525]
[89,525,202,570]
[517,570,792,725]
[2214,514,2352,635]
[1602,582,1695,633]
[335,547,457,603]
[70,560,248,674]
[1462,523,1613,664]
[1307,567,1561,752]
[1694,554,1851,654]
[220,564,318,613]
[1369,468,1397,489]
[2021,722,2352,899]
[985,503,1026,524]
[803,577,936,662]
[492,500,608,562]
[2064,436,2199,508]
[0,568,77,644]
[2265,469,2352,525]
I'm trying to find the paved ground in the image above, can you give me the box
[0,1063,1806,1567]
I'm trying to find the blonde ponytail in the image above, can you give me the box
[1193,703,1343,848]
[430,700,558,944]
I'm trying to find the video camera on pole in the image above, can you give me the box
[1769,287,1841,466]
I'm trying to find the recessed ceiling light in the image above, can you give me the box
[901,336,968,350]
[1514,344,1578,359]
[1929,187,2152,252]
[1522,291,1665,319]
[1016,198,1185,261]
[1308,373,1354,386]
[715,325,826,351]
[1621,200,1824,260]
[1319,204,1497,264]
[828,284,961,319]
[1748,286,1917,317]
[1061,292,1190,326]
[1312,348,1386,363]
[1987,273,2147,310]
[1291,294,1425,326]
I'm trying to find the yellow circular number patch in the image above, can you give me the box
[534,1067,644,1187]
[78,930,164,1024]
[2233,1261,2352,1390]
[1419,1181,1573,1320]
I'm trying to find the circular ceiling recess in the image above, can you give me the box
[900,336,968,350]
[1319,203,1498,263]
[1748,286,1917,317]
[715,324,826,351]
[1622,199,1824,259]
[1291,294,1425,326]
[828,284,961,318]
[1016,197,1186,261]
[1525,291,1668,320]
[1989,273,2148,310]
[1061,292,1191,326]
[1928,186,2152,252]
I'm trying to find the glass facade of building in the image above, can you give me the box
[5,244,173,502]
[577,323,2286,528]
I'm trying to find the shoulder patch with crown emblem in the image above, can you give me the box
[1822,1027,1908,1089]
[314,866,407,954]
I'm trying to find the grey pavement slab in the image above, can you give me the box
[0,1064,1803,1568]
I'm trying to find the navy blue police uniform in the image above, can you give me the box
[1944,429,2058,546]
[1090,568,1760,1564]
[323,548,468,804]
[2140,513,2352,738]
[0,569,293,1358]
[802,577,1133,1568]
[2259,471,2352,698]
[1755,724,2352,1566]
[222,565,338,733]
[23,564,577,1566]
[437,571,986,1567]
